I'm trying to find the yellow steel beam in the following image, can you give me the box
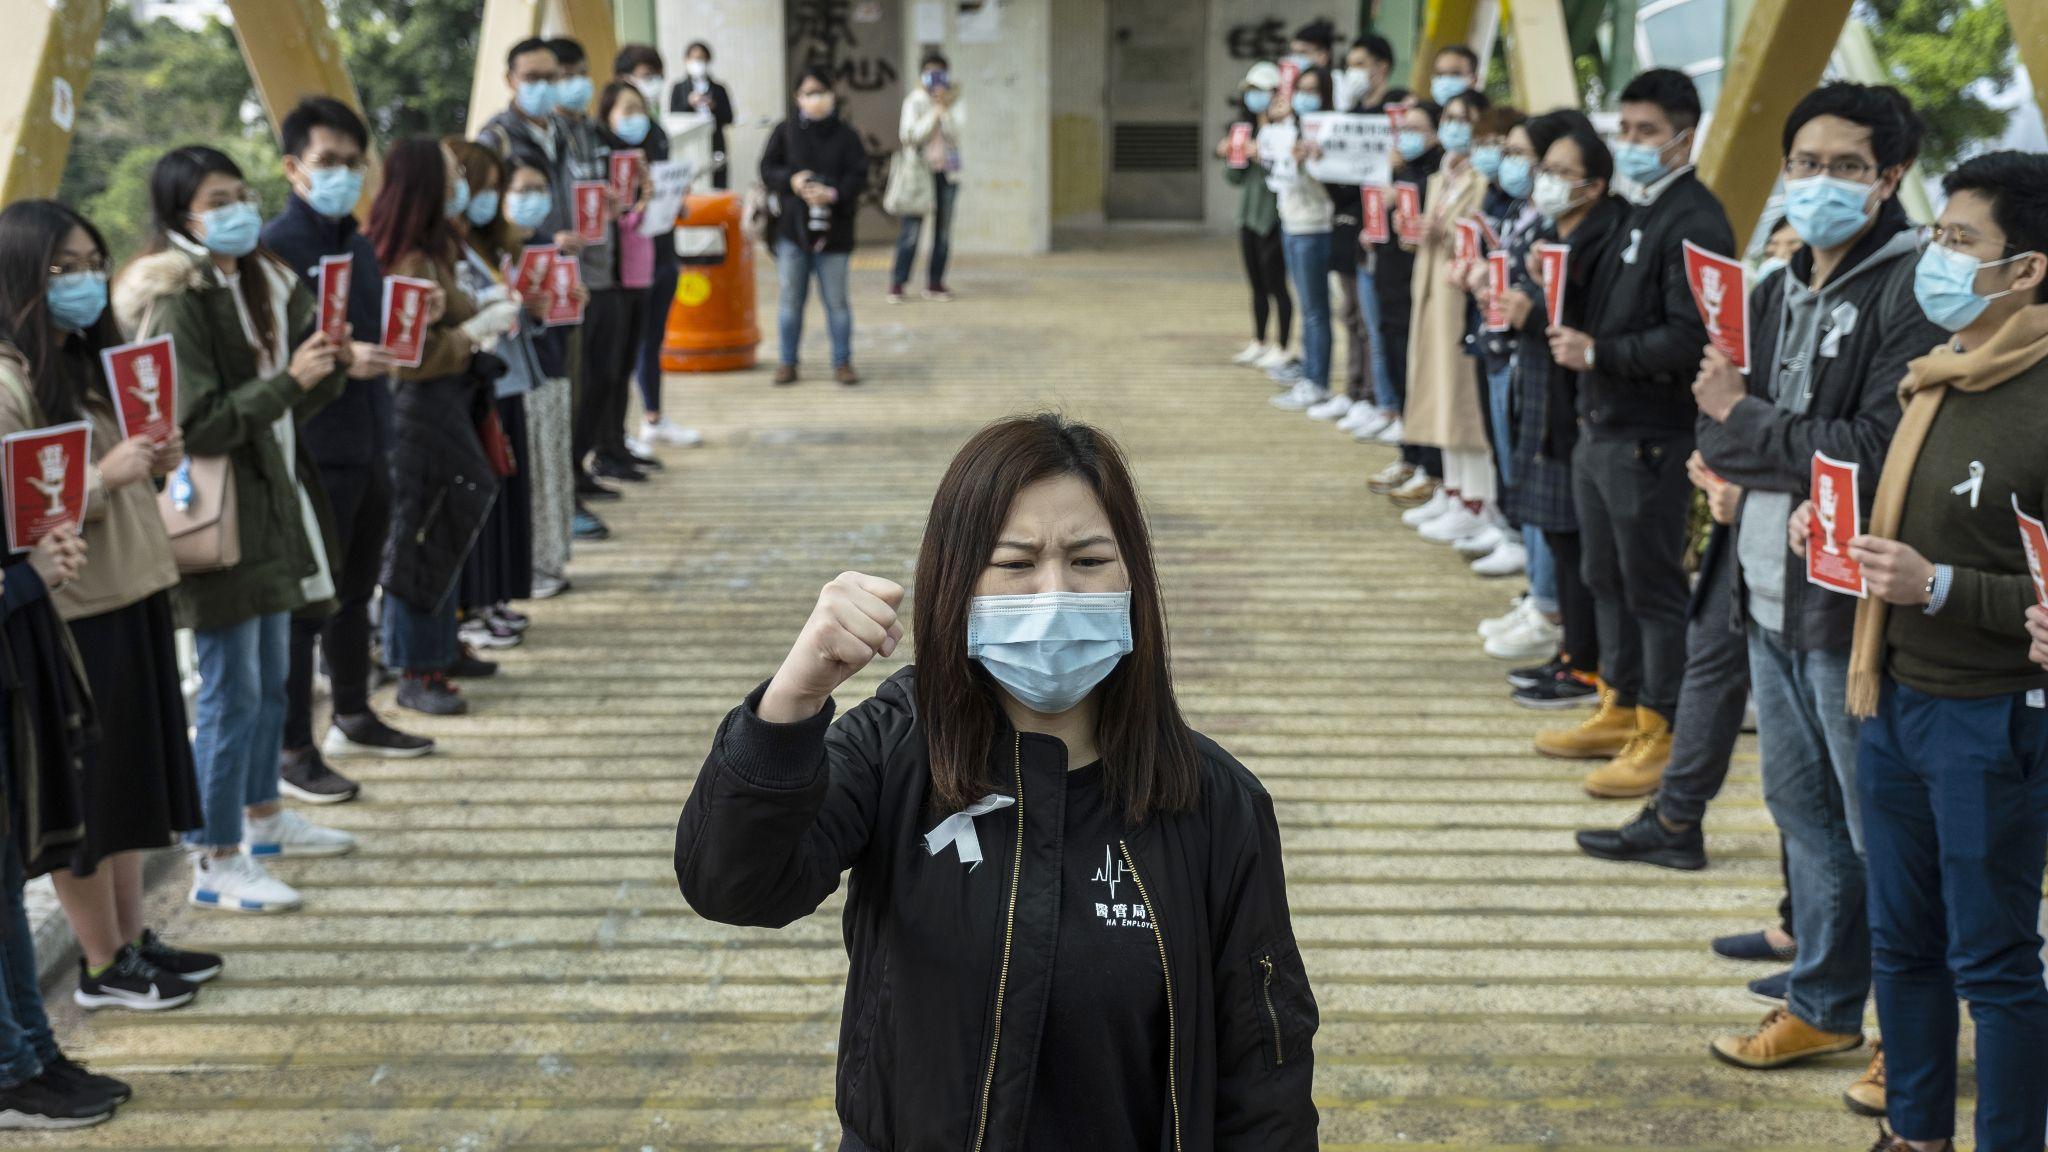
[552,0,620,85]
[2011,0,2048,128]
[1696,0,1854,250]
[1411,0,1483,95]
[467,0,547,139]
[226,0,381,212]
[0,0,109,203]
[1500,0,1577,113]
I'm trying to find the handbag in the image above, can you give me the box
[882,145,935,217]
[477,405,517,479]
[158,455,240,573]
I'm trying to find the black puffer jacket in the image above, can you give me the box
[380,358,498,611]
[676,668,1319,1152]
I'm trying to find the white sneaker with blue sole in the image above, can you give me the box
[188,851,301,914]
[242,809,356,859]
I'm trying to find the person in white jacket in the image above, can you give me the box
[889,53,965,303]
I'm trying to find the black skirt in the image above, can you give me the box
[460,394,535,610]
[62,589,201,876]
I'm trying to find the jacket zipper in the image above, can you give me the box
[1120,840,1183,1152]
[1259,955,1284,1066]
[970,734,1024,1152]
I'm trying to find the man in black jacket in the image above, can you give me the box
[1535,69,1734,795]
[262,97,434,799]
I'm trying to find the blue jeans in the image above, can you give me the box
[1747,626,1867,1035]
[1523,524,1558,614]
[384,584,459,674]
[890,172,956,289]
[189,612,290,849]
[775,238,853,368]
[1354,266,1395,410]
[1860,678,2048,1150]
[0,722,56,1089]
[1486,362,1514,480]
[1281,231,1332,391]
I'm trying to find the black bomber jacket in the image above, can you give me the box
[675,667,1320,1152]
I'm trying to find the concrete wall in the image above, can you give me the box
[904,0,1053,254]
[653,1,785,202]
[1049,0,1108,227]
[1202,0,1344,230]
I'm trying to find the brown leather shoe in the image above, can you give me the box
[773,363,798,385]
[1866,1123,1948,1152]
[1533,681,1637,760]
[1582,707,1674,798]
[1711,1006,1863,1069]
[1844,1041,1885,1117]
[835,363,862,386]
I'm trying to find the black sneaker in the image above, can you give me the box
[1574,802,1708,871]
[575,473,623,501]
[0,1074,113,1129]
[37,1052,129,1109]
[73,944,196,1012]
[592,458,648,483]
[1513,666,1601,710]
[1507,656,1565,691]
[488,604,530,634]
[279,746,360,805]
[624,450,663,471]
[572,507,611,541]
[135,929,222,984]
[1749,968,1791,1004]
[324,711,435,759]
[448,647,498,679]
[396,673,467,716]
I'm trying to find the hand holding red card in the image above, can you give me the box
[1394,182,1422,246]
[513,244,558,302]
[2017,495,2048,608]
[1683,241,1751,373]
[381,276,435,369]
[609,150,644,206]
[316,254,352,345]
[1361,186,1389,244]
[1536,243,1570,328]
[3,421,92,552]
[1454,218,1481,265]
[1808,451,1866,598]
[100,335,178,444]
[544,256,585,328]
[1276,59,1299,108]
[1484,251,1510,333]
[1227,123,1253,169]
[573,181,608,245]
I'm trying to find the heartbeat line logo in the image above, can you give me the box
[1091,845,1131,902]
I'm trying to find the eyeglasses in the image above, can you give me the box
[1784,156,1875,182]
[48,258,110,278]
[1532,164,1585,182]
[1916,224,2022,256]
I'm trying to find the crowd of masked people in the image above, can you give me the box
[1227,18,2048,1152]
[0,33,775,1130]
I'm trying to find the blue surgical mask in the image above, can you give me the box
[1397,130,1427,161]
[1783,174,1876,251]
[1471,143,1502,179]
[45,272,107,332]
[465,189,501,227]
[1292,92,1322,115]
[967,591,1134,715]
[506,190,552,231]
[1913,242,2034,333]
[444,177,470,221]
[613,114,651,145]
[1755,256,1789,283]
[516,79,555,118]
[302,165,364,219]
[1616,131,1688,187]
[195,201,262,258]
[1498,154,1534,199]
[1243,89,1272,115]
[1286,54,1314,72]
[1431,74,1470,106]
[1439,120,1472,156]
[554,75,593,114]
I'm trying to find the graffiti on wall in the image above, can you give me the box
[1226,17,1290,61]
[790,0,901,92]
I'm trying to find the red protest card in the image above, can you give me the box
[573,180,608,245]
[1227,122,1253,169]
[609,149,645,205]
[2017,495,2048,608]
[1536,242,1570,328]
[544,255,585,328]
[513,244,558,300]
[1276,59,1300,108]
[1484,251,1511,333]
[1361,186,1389,244]
[99,335,178,444]
[380,276,435,369]
[1684,240,1751,374]
[1475,214,1501,250]
[1394,182,1422,246]
[1808,451,1866,598]
[1454,218,1481,265]
[2,421,92,553]
[316,254,352,345]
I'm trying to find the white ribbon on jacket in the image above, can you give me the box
[923,793,1016,871]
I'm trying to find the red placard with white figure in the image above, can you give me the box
[1683,240,1751,373]
[2,421,91,553]
[1536,242,1570,328]
[380,276,435,369]
[1361,185,1389,244]
[1454,217,1482,265]
[316,254,352,345]
[1394,182,1422,246]
[1808,451,1866,598]
[99,334,178,444]
[1474,213,1501,251]
[573,181,608,245]
[1227,122,1253,169]
[609,149,644,205]
[1484,251,1511,334]
[1276,59,1300,109]
[544,255,585,328]
[2017,495,2048,608]
[513,244,558,301]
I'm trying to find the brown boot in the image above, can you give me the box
[1582,707,1674,798]
[1533,682,1637,760]
[1844,1041,1885,1117]
[1711,1006,1863,1069]
[835,363,862,386]
[772,363,798,385]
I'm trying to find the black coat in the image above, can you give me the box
[670,79,735,178]
[676,669,1320,1152]
[759,114,870,254]
[380,360,498,612]
[0,563,93,878]
[261,195,394,471]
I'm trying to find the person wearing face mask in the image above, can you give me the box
[889,52,966,304]
[1429,44,1480,108]
[1535,69,1733,790]
[1331,34,1406,442]
[761,68,869,386]
[676,413,1319,1152]
[611,44,700,456]
[669,41,735,189]
[1219,63,1293,372]
[1454,105,1531,582]
[1266,67,1338,415]
[1755,216,1800,283]
[263,98,435,799]
[1794,150,2048,1152]
[575,80,660,489]
[1301,30,1375,428]
[1365,99,1442,499]
[1680,84,1948,1076]
[113,145,354,914]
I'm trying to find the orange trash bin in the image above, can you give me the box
[661,191,760,372]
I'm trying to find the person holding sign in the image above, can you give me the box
[1364,100,1442,498]
[669,41,736,189]
[612,43,700,456]
[496,154,582,593]
[115,145,354,916]
[1266,67,1337,415]
[1813,152,2048,1152]
[1218,63,1294,373]
[577,81,662,488]
[1678,84,1949,1075]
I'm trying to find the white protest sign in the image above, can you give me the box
[1257,122,1299,192]
[638,158,700,237]
[1300,112,1393,187]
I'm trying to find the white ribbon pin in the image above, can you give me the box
[924,793,1016,871]
[1951,460,1985,509]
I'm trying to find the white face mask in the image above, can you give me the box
[633,75,665,105]
[686,59,709,82]
[1532,172,1588,221]
[1335,67,1370,110]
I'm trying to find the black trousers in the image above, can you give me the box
[1572,432,1696,719]
[284,461,389,749]
[1238,226,1290,347]
[1544,528,1599,677]
[575,288,645,469]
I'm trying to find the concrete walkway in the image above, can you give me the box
[35,231,1906,1149]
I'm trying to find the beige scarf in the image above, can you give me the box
[1847,304,2048,717]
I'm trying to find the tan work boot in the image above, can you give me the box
[1710,1007,1863,1069]
[1844,1041,1885,1117]
[1533,682,1637,760]
[1582,707,1674,798]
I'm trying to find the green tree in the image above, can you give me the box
[1861,0,2013,169]
[330,0,485,143]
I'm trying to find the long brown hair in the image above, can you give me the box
[365,136,457,271]
[914,414,1200,826]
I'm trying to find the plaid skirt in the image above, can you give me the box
[1503,355,1579,535]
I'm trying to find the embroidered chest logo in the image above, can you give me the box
[1089,845,1150,929]
[1951,460,1985,509]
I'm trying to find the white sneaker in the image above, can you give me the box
[1270,381,1328,411]
[1454,522,1505,559]
[1471,538,1529,577]
[1336,403,1375,433]
[1233,340,1268,365]
[1420,504,1484,543]
[1390,468,1436,501]
[1375,417,1405,445]
[243,809,356,859]
[1478,597,1533,638]
[1349,409,1394,441]
[1485,610,1562,660]
[1401,489,1454,527]
[643,417,703,447]
[529,573,569,600]
[189,851,302,913]
[1254,346,1291,370]
[1308,394,1356,421]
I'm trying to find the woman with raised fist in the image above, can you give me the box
[676,413,1318,1152]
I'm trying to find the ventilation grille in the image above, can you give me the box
[1112,122,1201,172]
